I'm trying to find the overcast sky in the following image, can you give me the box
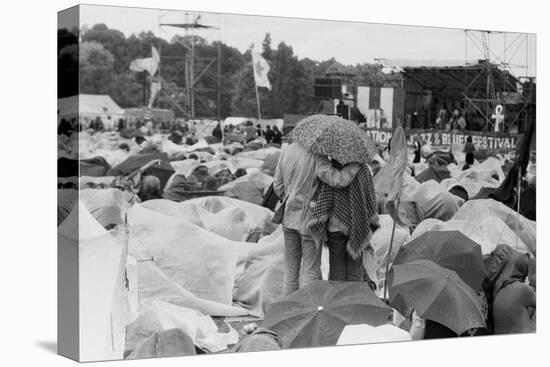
[68,4,536,77]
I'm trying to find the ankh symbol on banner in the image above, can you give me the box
[491,104,504,132]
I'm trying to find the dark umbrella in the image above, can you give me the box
[388,260,486,335]
[415,165,451,183]
[107,152,175,191]
[291,114,376,165]
[262,280,392,349]
[393,231,486,291]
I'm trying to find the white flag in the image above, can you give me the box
[148,81,162,109]
[129,46,160,76]
[252,52,271,90]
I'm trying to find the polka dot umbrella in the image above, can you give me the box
[291,114,376,165]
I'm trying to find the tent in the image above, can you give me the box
[224,117,251,126]
[58,94,125,129]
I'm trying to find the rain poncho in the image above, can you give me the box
[491,253,536,334]
[233,228,285,317]
[142,197,276,242]
[410,217,531,255]
[218,168,273,205]
[125,300,238,355]
[362,215,410,290]
[454,199,536,254]
[80,188,134,228]
[126,203,245,307]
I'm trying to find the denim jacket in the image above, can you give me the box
[272,142,359,235]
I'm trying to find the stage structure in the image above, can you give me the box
[462,30,534,133]
[312,61,405,127]
[313,61,357,118]
[379,31,534,133]
[159,12,222,119]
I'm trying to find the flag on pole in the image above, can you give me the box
[489,120,535,206]
[129,46,160,76]
[148,81,162,109]
[252,51,271,90]
[373,123,409,226]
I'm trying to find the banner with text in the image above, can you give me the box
[364,128,521,151]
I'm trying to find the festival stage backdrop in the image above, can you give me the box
[365,128,521,151]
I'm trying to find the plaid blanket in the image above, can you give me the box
[308,163,379,260]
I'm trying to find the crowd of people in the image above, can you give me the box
[398,106,483,131]
[219,121,283,145]
[268,115,535,339]
[57,112,535,357]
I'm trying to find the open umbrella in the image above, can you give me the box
[262,280,392,348]
[414,164,451,183]
[393,231,486,291]
[388,260,486,335]
[108,152,175,191]
[291,114,375,165]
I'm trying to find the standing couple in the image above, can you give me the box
[273,138,379,296]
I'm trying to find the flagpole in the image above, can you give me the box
[149,43,153,112]
[157,43,161,110]
[252,51,264,140]
[253,79,263,139]
[255,84,262,123]
[383,196,400,302]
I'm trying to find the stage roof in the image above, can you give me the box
[378,58,478,68]
[401,63,520,97]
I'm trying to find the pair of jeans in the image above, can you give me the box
[282,227,321,296]
[327,231,364,281]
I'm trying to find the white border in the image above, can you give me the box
[1,1,546,366]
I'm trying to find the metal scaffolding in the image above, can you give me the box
[463,30,533,133]
[159,12,222,119]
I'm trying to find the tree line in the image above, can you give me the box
[58,23,400,119]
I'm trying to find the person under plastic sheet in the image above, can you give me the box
[375,190,461,229]
[491,252,536,334]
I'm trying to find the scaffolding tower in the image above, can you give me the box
[159,12,222,120]
[463,30,533,133]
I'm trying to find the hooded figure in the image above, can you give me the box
[491,252,535,334]
[212,122,223,142]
